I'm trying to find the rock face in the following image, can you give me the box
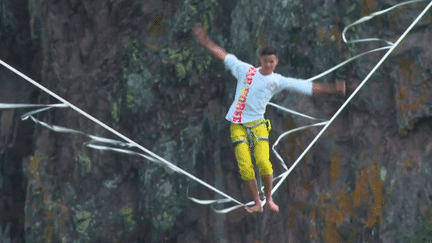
[1,0,432,242]
[0,0,40,242]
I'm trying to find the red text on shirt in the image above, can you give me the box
[233,87,250,123]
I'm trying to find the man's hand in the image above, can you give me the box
[193,24,208,44]
[312,81,346,97]
[192,23,227,61]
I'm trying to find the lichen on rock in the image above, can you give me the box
[74,211,93,235]
[126,72,155,112]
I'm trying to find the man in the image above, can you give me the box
[193,24,345,213]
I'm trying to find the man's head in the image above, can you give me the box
[259,46,279,75]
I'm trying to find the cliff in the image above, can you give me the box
[1,0,432,242]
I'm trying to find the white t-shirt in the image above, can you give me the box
[224,54,312,124]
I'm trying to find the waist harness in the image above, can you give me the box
[232,118,272,147]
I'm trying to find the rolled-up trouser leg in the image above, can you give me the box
[230,123,255,180]
[252,123,273,176]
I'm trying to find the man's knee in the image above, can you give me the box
[240,168,255,180]
[254,140,273,176]
[258,162,273,176]
[256,155,273,176]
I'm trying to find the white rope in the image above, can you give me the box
[0,103,67,109]
[267,102,324,120]
[0,61,245,207]
[263,1,429,187]
[272,121,328,171]
[305,46,391,82]
[272,0,432,195]
[342,0,427,45]
[188,0,432,212]
[1,0,430,213]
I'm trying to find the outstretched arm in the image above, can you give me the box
[193,24,227,61]
[312,81,346,97]
[279,77,346,97]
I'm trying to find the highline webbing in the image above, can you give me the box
[0,0,430,213]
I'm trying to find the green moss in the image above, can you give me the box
[118,40,157,115]
[175,62,187,80]
[76,151,92,174]
[178,91,186,102]
[126,72,155,112]
[405,219,432,243]
[165,0,218,82]
[123,40,144,72]
[75,211,93,235]
[111,98,122,127]
[167,47,198,82]
[120,205,136,228]
[152,211,177,232]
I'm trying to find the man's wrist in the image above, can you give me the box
[198,36,209,45]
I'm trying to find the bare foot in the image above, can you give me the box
[267,199,279,212]
[245,201,263,213]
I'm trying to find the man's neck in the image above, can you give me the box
[259,68,272,76]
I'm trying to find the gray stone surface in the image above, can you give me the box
[1,0,432,242]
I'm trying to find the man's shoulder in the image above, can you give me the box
[271,72,284,81]
[273,73,301,81]
[224,53,238,62]
[225,54,253,65]
[225,54,254,75]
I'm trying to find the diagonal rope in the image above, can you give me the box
[272,0,432,195]
[188,0,432,212]
[1,0,430,213]
[272,121,329,171]
[0,61,245,207]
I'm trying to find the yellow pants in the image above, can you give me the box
[230,119,273,181]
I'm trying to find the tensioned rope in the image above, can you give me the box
[271,0,432,196]
[0,0,430,214]
[188,0,431,213]
[0,61,246,207]
[269,0,429,185]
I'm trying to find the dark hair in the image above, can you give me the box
[260,46,278,57]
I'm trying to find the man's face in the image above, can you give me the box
[259,54,278,75]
